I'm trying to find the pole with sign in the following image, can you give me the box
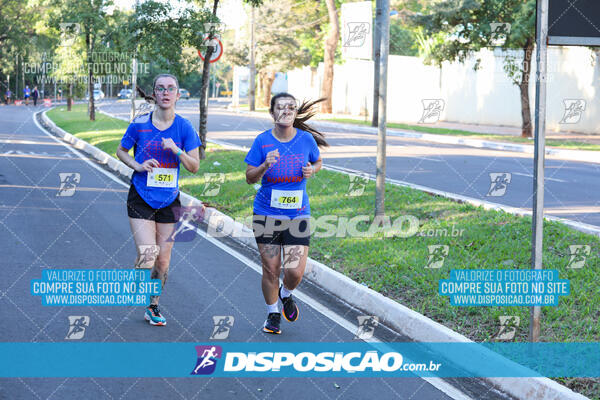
[530,0,548,342]
[529,0,600,341]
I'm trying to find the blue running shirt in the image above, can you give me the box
[244,129,320,218]
[120,112,201,209]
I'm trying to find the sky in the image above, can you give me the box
[111,0,248,31]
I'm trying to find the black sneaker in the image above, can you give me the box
[279,285,299,322]
[263,312,281,334]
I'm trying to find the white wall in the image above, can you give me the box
[285,47,600,134]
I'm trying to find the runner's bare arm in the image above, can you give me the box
[302,157,322,178]
[246,149,279,184]
[116,145,158,172]
[312,157,323,173]
[161,138,199,173]
[246,163,268,184]
[177,147,200,173]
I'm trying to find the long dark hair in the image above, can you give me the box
[136,73,180,104]
[270,92,329,147]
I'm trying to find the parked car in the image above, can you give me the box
[179,88,190,99]
[117,89,132,99]
[85,89,105,100]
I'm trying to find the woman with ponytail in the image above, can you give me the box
[116,73,201,326]
[245,92,328,334]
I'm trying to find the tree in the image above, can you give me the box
[224,0,323,107]
[320,0,339,113]
[197,0,262,160]
[0,0,51,97]
[413,0,536,137]
[50,0,113,121]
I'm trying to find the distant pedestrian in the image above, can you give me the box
[32,86,39,106]
[24,85,30,105]
[4,89,10,105]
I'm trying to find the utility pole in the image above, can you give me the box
[131,1,140,121]
[530,0,548,343]
[21,54,24,99]
[15,54,19,99]
[131,57,137,120]
[375,0,389,216]
[372,0,382,127]
[41,52,46,100]
[249,6,256,111]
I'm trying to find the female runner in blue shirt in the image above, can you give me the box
[245,93,328,334]
[117,74,201,326]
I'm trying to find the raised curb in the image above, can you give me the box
[227,107,600,165]
[46,108,590,400]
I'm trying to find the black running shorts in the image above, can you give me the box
[252,214,310,247]
[126,184,181,224]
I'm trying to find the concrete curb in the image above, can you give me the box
[227,107,600,165]
[50,108,590,400]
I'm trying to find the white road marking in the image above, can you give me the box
[512,172,567,183]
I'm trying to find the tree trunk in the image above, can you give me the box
[86,31,95,121]
[198,0,220,160]
[68,82,72,111]
[519,38,533,138]
[320,0,339,113]
[262,69,276,107]
[256,71,264,107]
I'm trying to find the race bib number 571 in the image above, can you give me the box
[147,168,177,188]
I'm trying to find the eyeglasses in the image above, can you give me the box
[276,104,297,111]
[155,86,177,94]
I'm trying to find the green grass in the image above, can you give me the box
[47,105,129,156]
[47,104,600,399]
[327,118,600,151]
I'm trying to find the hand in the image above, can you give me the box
[302,162,315,179]
[161,138,179,154]
[136,159,160,173]
[263,149,280,169]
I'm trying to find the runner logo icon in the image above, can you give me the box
[191,345,222,375]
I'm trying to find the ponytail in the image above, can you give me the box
[270,92,329,147]
[136,86,155,103]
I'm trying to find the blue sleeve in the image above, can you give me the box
[244,135,264,167]
[182,119,201,152]
[307,133,320,163]
[120,123,139,150]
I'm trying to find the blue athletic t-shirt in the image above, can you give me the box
[244,129,320,218]
[120,112,201,209]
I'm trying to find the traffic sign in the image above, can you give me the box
[198,37,223,63]
[547,0,600,46]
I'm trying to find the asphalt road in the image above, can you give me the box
[100,98,600,228]
[0,104,518,399]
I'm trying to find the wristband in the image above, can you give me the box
[176,149,183,157]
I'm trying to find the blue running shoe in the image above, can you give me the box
[145,304,166,326]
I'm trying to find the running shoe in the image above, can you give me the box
[262,312,281,334]
[279,285,299,322]
[145,304,166,326]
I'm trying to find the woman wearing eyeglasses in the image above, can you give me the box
[245,92,329,334]
[116,73,201,326]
